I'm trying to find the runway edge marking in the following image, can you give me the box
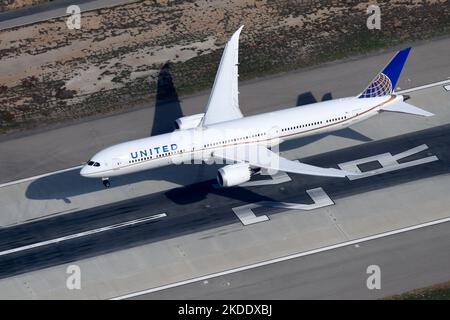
[0,165,83,189]
[110,216,450,300]
[396,79,450,94]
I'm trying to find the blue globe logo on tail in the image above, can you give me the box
[358,47,411,99]
[359,73,392,98]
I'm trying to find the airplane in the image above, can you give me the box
[80,25,433,188]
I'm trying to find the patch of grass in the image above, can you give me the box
[111,69,132,83]
[0,110,15,123]
[385,281,450,300]
[0,110,18,130]
[164,23,450,97]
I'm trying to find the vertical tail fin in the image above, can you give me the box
[359,47,411,98]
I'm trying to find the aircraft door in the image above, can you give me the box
[350,108,362,123]
[112,158,122,170]
[192,127,205,162]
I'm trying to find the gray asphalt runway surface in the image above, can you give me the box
[0,0,94,21]
[0,0,136,30]
[0,123,449,280]
[135,221,450,299]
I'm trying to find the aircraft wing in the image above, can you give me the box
[213,144,358,178]
[201,26,244,126]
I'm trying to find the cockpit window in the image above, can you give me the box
[87,161,100,167]
[87,161,94,166]
[93,162,100,167]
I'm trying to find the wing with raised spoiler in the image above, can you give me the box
[213,144,358,178]
[201,26,244,126]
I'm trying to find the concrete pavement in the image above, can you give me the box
[0,0,139,30]
[133,221,450,300]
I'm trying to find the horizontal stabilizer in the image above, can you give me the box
[381,101,434,117]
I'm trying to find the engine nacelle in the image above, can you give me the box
[174,113,205,130]
[217,163,251,187]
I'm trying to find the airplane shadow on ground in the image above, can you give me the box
[25,161,278,204]
[150,62,184,136]
[26,62,191,200]
[25,63,273,204]
[25,87,370,202]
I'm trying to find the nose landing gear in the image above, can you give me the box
[102,177,110,188]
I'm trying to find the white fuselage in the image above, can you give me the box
[80,95,399,178]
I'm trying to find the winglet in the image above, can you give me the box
[226,25,244,45]
[359,47,411,98]
[201,26,245,126]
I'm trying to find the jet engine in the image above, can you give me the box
[217,163,252,187]
[174,113,205,130]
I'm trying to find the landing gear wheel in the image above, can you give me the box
[102,178,110,188]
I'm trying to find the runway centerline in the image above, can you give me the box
[0,213,167,257]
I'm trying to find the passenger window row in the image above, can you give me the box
[128,150,185,164]
[281,121,323,132]
[281,115,349,133]
[125,115,350,166]
[326,116,347,123]
[129,157,151,163]
[204,133,267,148]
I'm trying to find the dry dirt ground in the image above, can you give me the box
[0,0,449,132]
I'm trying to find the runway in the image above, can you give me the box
[0,122,449,282]
[0,40,449,298]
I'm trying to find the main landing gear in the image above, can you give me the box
[102,177,110,188]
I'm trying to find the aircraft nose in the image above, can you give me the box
[80,165,89,177]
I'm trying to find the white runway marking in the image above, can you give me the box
[0,165,83,189]
[396,79,450,94]
[111,216,450,300]
[232,187,333,225]
[338,144,439,180]
[0,213,167,257]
